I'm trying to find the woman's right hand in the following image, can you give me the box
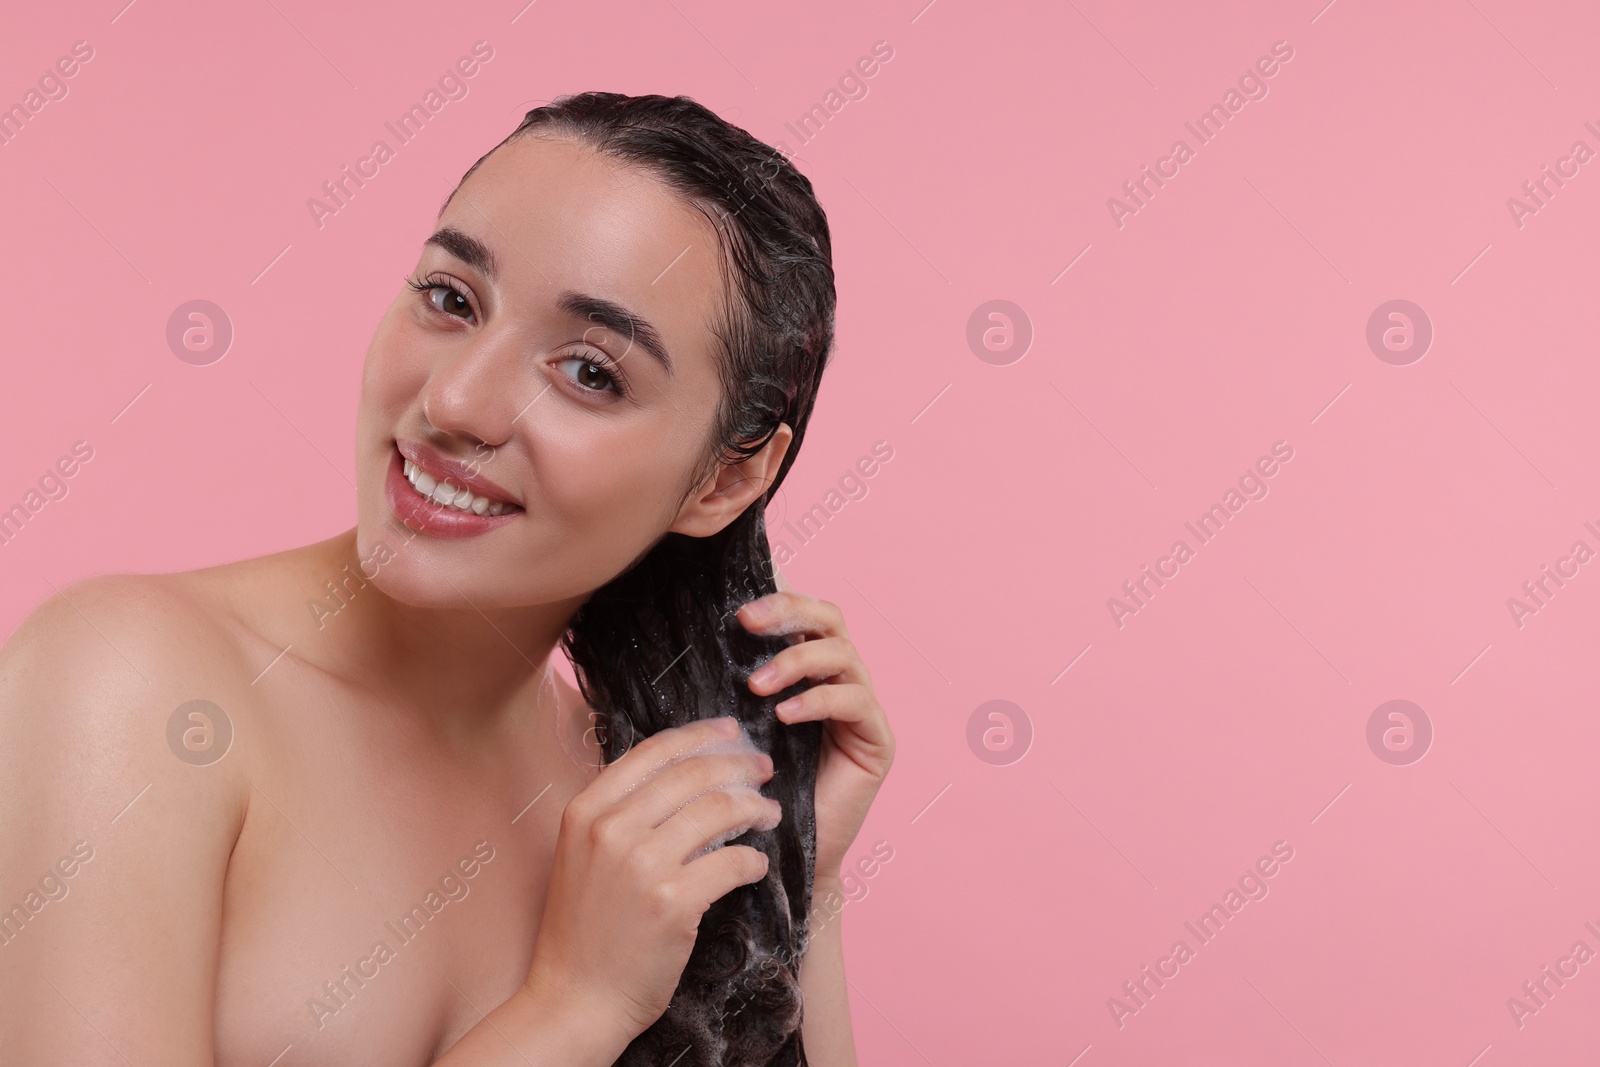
[521,715,781,1043]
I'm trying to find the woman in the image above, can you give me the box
[0,93,894,1065]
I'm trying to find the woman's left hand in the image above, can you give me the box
[738,581,895,884]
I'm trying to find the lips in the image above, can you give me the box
[396,440,521,506]
[384,442,522,538]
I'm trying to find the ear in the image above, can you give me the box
[669,424,794,538]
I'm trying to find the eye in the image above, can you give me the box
[405,274,475,322]
[556,353,626,396]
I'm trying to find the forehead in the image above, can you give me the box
[441,134,730,360]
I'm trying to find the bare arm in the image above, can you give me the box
[434,717,780,1065]
[0,577,248,1065]
[435,873,859,1065]
[798,874,858,1065]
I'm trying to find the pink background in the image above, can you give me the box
[3,0,1598,1062]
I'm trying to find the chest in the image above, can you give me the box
[209,691,577,1066]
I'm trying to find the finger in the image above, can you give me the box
[613,749,773,832]
[747,636,866,695]
[589,717,743,807]
[736,591,848,641]
[778,685,895,779]
[647,786,782,866]
[772,682,877,727]
[681,844,771,910]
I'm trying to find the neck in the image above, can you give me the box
[300,527,583,739]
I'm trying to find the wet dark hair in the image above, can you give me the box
[446,93,836,1064]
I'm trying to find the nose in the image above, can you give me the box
[418,332,520,450]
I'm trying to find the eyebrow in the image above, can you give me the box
[423,225,674,376]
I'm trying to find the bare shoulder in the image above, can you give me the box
[0,572,254,1060]
[0,570,253,837]
[0,566,256,825]
[3,570,227,663]
[0,571,252,721]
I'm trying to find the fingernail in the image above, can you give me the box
[717,716,739,735]
[757,752,774,773]
[750,665,777,687]
[775,697,800,717]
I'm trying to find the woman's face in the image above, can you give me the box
[353,133,735,611]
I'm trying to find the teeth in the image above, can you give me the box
[401,455,514,517]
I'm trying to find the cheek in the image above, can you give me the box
[359,312,428,418]
[525,416,694,539]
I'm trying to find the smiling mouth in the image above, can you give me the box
[400,455,521,516]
